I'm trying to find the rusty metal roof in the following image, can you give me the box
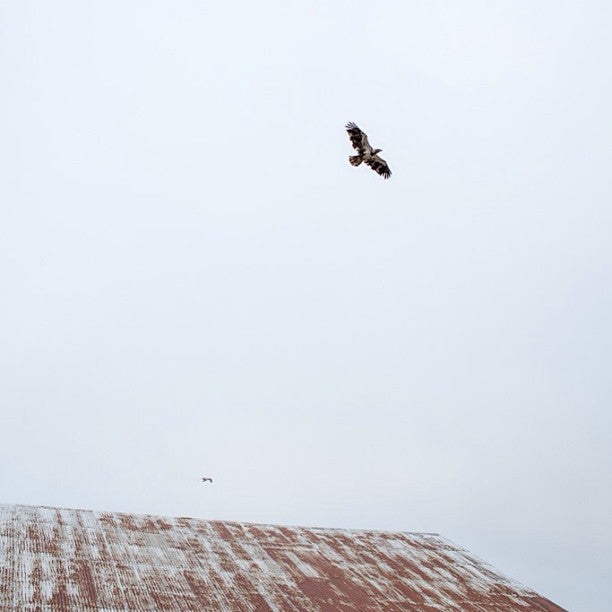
[0,503,565,611]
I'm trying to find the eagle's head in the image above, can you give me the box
[373,148,382,155]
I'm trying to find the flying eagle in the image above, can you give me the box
[345,122,391,179]
[201,477,213,483]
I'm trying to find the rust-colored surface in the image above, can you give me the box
[0,503,566,611]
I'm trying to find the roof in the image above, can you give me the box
[0,503,565,611]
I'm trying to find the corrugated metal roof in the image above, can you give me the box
[0,503,565,611]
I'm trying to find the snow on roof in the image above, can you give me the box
[0,503,565,611]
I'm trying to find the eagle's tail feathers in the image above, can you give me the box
[349,155,363,167]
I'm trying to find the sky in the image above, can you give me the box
[1,1,611,610]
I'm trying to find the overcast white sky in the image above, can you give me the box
[1,1,611,610]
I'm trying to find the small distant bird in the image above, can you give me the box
[201,477,213,483]
[345,122,392,179]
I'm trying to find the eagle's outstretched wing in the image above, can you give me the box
[366,155,392,179]
[345,122,372,155]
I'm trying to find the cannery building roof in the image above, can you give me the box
[0,503,565,611]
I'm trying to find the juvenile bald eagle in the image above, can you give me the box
[345,122,391,179]
[201,477,213,483]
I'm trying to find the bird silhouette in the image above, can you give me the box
[201,477,213,483]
